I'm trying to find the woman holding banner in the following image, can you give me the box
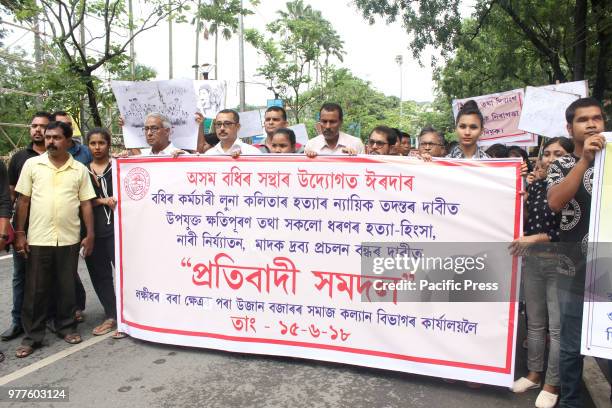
[509,137,574,408]
[85,128,125,339]
[446,100,490,159]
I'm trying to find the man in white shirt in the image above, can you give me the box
[139,113,184,156]
[305,103,364,155]
[204,109,261,155]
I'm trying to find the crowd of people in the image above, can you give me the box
[0,97,608,408]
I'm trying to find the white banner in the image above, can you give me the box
[112,79,199,150]
[114,156,522,386]
[582,132,612,359]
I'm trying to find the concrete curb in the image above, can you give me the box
[584,356,611,408]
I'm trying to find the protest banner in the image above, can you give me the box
[518,87,580,138]
[114,156,522,386]
[112,79,199,150]
[452,89,526,144]
[194,80,226,118]
[581,132,612,359]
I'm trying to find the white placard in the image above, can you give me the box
[582,132,612,359]
[518,87,580,137]
[112,79,199,150]
[288,124,309,146]
[237,110,265,139]
[540,80,588,98]
[193,80,226,118]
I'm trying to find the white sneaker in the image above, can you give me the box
[511,377,540,393]
[535,390,558,408]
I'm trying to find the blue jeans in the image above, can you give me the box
[11,248,26,326]
[558,271,585,408]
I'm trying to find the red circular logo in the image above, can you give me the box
[124,167,150,201]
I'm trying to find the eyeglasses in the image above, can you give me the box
[214,121,237,128]
[367,139,389,147]
[419,142,444,148]
[143,126,165,134]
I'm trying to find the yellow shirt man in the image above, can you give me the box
[15,153,96,246]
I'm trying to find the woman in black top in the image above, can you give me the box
[509,137,574,406]
[85,128,118,336]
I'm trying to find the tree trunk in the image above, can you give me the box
[84,73,102,127]
[591,0,610,100]
[498,1,568,83]
[573,0,587,80]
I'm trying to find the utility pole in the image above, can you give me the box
[194,0,202,80]
[33,14,42,64]
[395,55,403,128]
[128,0,135,79]
[168,1,173,79]
[238,0,246,111]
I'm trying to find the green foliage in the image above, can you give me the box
[354,0,611,102]
[246,0,344,122]
[298,68,448,141]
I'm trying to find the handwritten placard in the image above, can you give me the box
[112,79,199,150]
[452,89,526,143]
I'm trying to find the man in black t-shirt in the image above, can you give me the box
[547,97,606,408]
[1,112,49,341]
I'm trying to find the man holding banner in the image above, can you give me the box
[547,97,606,408]
[204,109,261,156]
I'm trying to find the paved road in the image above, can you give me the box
[0,255,594,408]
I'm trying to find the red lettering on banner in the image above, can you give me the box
[187,253,300,295]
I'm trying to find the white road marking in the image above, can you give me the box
[0,332,113,385]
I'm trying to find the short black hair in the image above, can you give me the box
[50,111,69,121]
[456,100,484,127]
[218,109,240,123]
[418,126,444,146]
[320,103,343,121]
[485,143,509,158]
[265,106,287,121]
[370,125,398,146]
[508,145,528,161]
[87,127,112,145]
[46,121,73,139]
[272,128,296,147]
[204,132,219,146]
[565,97,604,124]
[543,136,574,154]
[31,111,51,122]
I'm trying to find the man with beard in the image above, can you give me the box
[14,121,96,358]
[365,126,397,155]
[204,109,260,155]
[305,103,364,155]
[1,112,49,341]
